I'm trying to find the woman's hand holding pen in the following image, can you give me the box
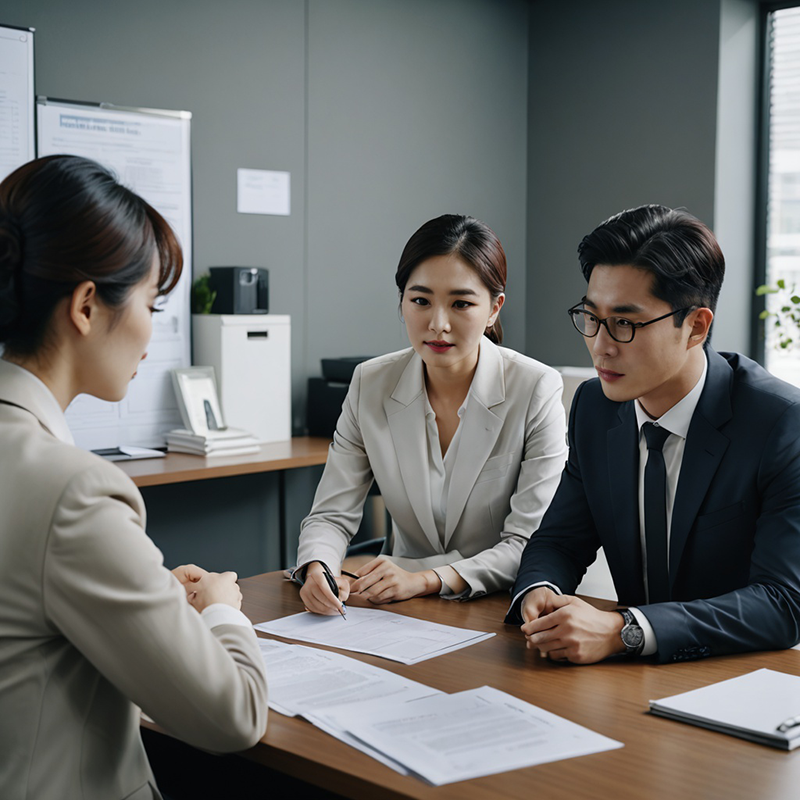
[300,562,351,615]
[349,557,440,604]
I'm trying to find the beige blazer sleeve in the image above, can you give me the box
[44,462,268,753]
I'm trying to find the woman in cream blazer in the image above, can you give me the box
[297,215,567,613]
[0,156,267,800]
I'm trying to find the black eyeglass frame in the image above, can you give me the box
[567,304,695,344]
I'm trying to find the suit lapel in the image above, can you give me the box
[607,401,646,602]
[444,341,505,545]
[0,359,74,444]
[669,349,732,584]
[384,354,441,552]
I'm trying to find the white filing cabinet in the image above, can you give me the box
[192,314,291,443]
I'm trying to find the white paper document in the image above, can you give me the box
[237,168,290,215]
[254,606,494,664]
[256,638,440,717]
[327,686,623,785]
[257,638,440,771]
[650,668,800,750]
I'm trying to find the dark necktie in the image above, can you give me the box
[643,422,672,603]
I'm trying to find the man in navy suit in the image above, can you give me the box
[507,205,800,664]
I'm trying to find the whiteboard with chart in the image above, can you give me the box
[0,24,34,182]
[37,97,192,449]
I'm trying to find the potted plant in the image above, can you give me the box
[191,273,217,315]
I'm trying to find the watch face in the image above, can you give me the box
[622,625,644,648]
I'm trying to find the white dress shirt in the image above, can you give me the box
[423,385,469,596]
[630,355,707,654]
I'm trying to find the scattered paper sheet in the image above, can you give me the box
[256,638,440,717]
[327,686,623,785]
[306,696,417,775]
[257,638,440,771]
[255,606,494,664]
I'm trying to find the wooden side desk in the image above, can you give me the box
[115,437,330,568]
[145,571,800,800]
[115,437,331,488]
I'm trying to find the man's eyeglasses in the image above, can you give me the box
[567,304,693,344]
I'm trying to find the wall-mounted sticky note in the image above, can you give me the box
[237,168,290,215]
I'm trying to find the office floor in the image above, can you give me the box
[142,728,347,800]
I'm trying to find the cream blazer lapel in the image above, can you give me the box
[0,359,74,444]
[444,340,505,545]
[384,354,442,553]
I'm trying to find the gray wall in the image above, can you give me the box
[306,0,530,371]
[4,0,309,423]
[3,0,529,433]
[4,0,761,393]
[2,0,530,570]
[2,0,765,570]
[526,0,725,368]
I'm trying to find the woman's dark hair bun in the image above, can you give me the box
[0,154,183,357]
[0,213,23,330]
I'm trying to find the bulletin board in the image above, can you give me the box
[37,97,192,449]
[0,23,34,182]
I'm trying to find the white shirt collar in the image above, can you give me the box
[634,352,708,439]
[0,359,75,445]
[423,385,469,419]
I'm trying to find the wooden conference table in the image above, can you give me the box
[148,571,800,800]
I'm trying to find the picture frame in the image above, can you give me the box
[170,366,226,434]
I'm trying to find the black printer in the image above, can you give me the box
[306,356,374,437]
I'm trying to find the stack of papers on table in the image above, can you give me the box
[256,639,440,719]
[650,668,800,750]
[257,638,441,771]
[255,605,494,664]
[328,686,623,785]
[256,638,623,783]
[165,427,260,457]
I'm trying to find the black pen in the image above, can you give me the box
[320,565,347,620]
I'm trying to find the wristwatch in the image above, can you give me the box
[617,609,644,657]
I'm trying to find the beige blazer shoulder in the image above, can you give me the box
[297,339,567,596]
[0,361,267,800]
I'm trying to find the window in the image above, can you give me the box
[762,5,800,385]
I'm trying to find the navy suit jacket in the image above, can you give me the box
[508,348,800,663]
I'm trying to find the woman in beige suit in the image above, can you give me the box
[297,215,567,614]
[0,156,267,800]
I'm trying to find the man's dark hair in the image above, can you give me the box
[577,204,725,327]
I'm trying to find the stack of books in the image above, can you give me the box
[165,428,260,457]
